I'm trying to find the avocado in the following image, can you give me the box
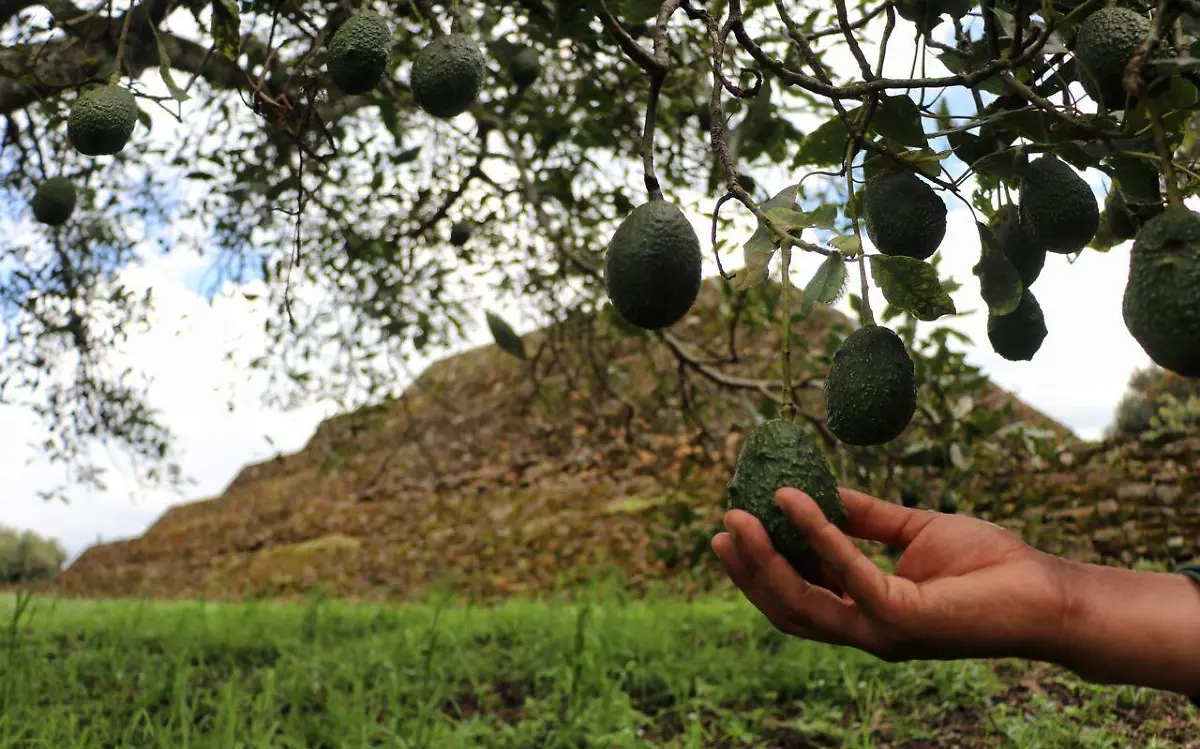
[937,489,959,514]
[508,46,542,88]
[1122,206,1200,377]
[726,419,847,574]
[1019,156,1099,254]
[67,85,138,156]
[31,176,77,226]
[994,209,1047,287]
[987,289,1048,361]
[450,221,471,246]
[824,325,917,446]
[603,199,701,330]
[1105,185,1164,241]
[1074,7,1152,110]
[411,34,486,119]
[863,171,947,260]
[327,10,392,95]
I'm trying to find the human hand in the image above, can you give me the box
[712,487,1071,663]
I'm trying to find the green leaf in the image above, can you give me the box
[733,185,799,290]
[872,95,927,148]
[895,148,952,179]
[801,254,847,315]
[486,312,526,360]
[148,22,190,102]
[972,222,1023,316]
[766,204,837,232]
[831,234,863,257]
[211,0,240,61]
[869,255,956,321]
[793,106,861,167]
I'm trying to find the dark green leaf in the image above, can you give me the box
[869,255,956,321]
[211,0,240,61]
[872,95,927,148]
[801,253,847,315]
[148,22,190,102]
[486,311,527,360]
[793,106,860,167]
[972,222,1023,316]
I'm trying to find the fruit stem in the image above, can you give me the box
[642,73,665,201]
[1148,97,1183,207]
[780,241,795,421]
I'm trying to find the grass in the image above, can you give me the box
[0,588,1194,748]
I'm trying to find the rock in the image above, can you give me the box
[1117,482,1154,501]
[1097,499,1119,516]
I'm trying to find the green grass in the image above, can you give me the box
[0,589,1193,748]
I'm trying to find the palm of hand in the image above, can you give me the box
[895,515,1032,582]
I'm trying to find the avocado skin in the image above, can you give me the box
[824,326,917,446]
[68,85,137,156]
[863,171,947,260]
[987,290,1048,362]
[31,177,77,226]
[726,419,847,574]
[1019,156,1099,254]
[411,34,486,119]
[1106,187,1164,241]
[1122,206,1200,377]
[327,10,392,95]
[1074,7,1152,110]
[603,200,701,330]
[508,47,542,88]
[994,211,1047,287]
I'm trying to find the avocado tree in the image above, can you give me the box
[2,0,1198,498]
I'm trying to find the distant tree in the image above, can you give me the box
[1110,367,1200,437]
[0,526,68,584]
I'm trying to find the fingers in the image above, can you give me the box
[714,511,884,651]
[774,489,892,619]
[836,487,936,549]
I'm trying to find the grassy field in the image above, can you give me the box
[0,587,1195,748]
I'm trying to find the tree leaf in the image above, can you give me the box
[801,253,847,315]
[872,95,926,148]
[869,255,956,321]
[766,204,837,232]
[732,185,799,290]
[211,0,240,61]
[972,222,1023,316]
[148,22,190,102]
[486,312,526,360]
[831,233,862,257]
[792,106,861,167]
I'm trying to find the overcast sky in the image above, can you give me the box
[0,9,1160,561]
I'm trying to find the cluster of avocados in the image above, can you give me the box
[33,7,543,241]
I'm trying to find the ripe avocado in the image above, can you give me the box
[67,85,137,156]
[508,46,542,88]
[726,419,847,574]
[1019,156,1099,254]
[824,325,917,446]
[31,176,77,226]
[1074,8,1152,110]
[1122,206,1200,377]
[987,289,1048,362]
[327,10,392,95]
[1105,185,1164,241]
[603,200,701,330]
[994,209,1047,287]
[863,171,947,260]
[411,34,486,119]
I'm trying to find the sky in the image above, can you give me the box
[0,7,1162,562]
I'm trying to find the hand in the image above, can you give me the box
[712,487,1071,663]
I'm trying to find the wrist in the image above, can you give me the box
[1045,559,1200,693]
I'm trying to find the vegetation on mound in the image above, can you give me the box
[1,591,1194,748]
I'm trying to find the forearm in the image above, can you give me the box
[1045,559,1200,695]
